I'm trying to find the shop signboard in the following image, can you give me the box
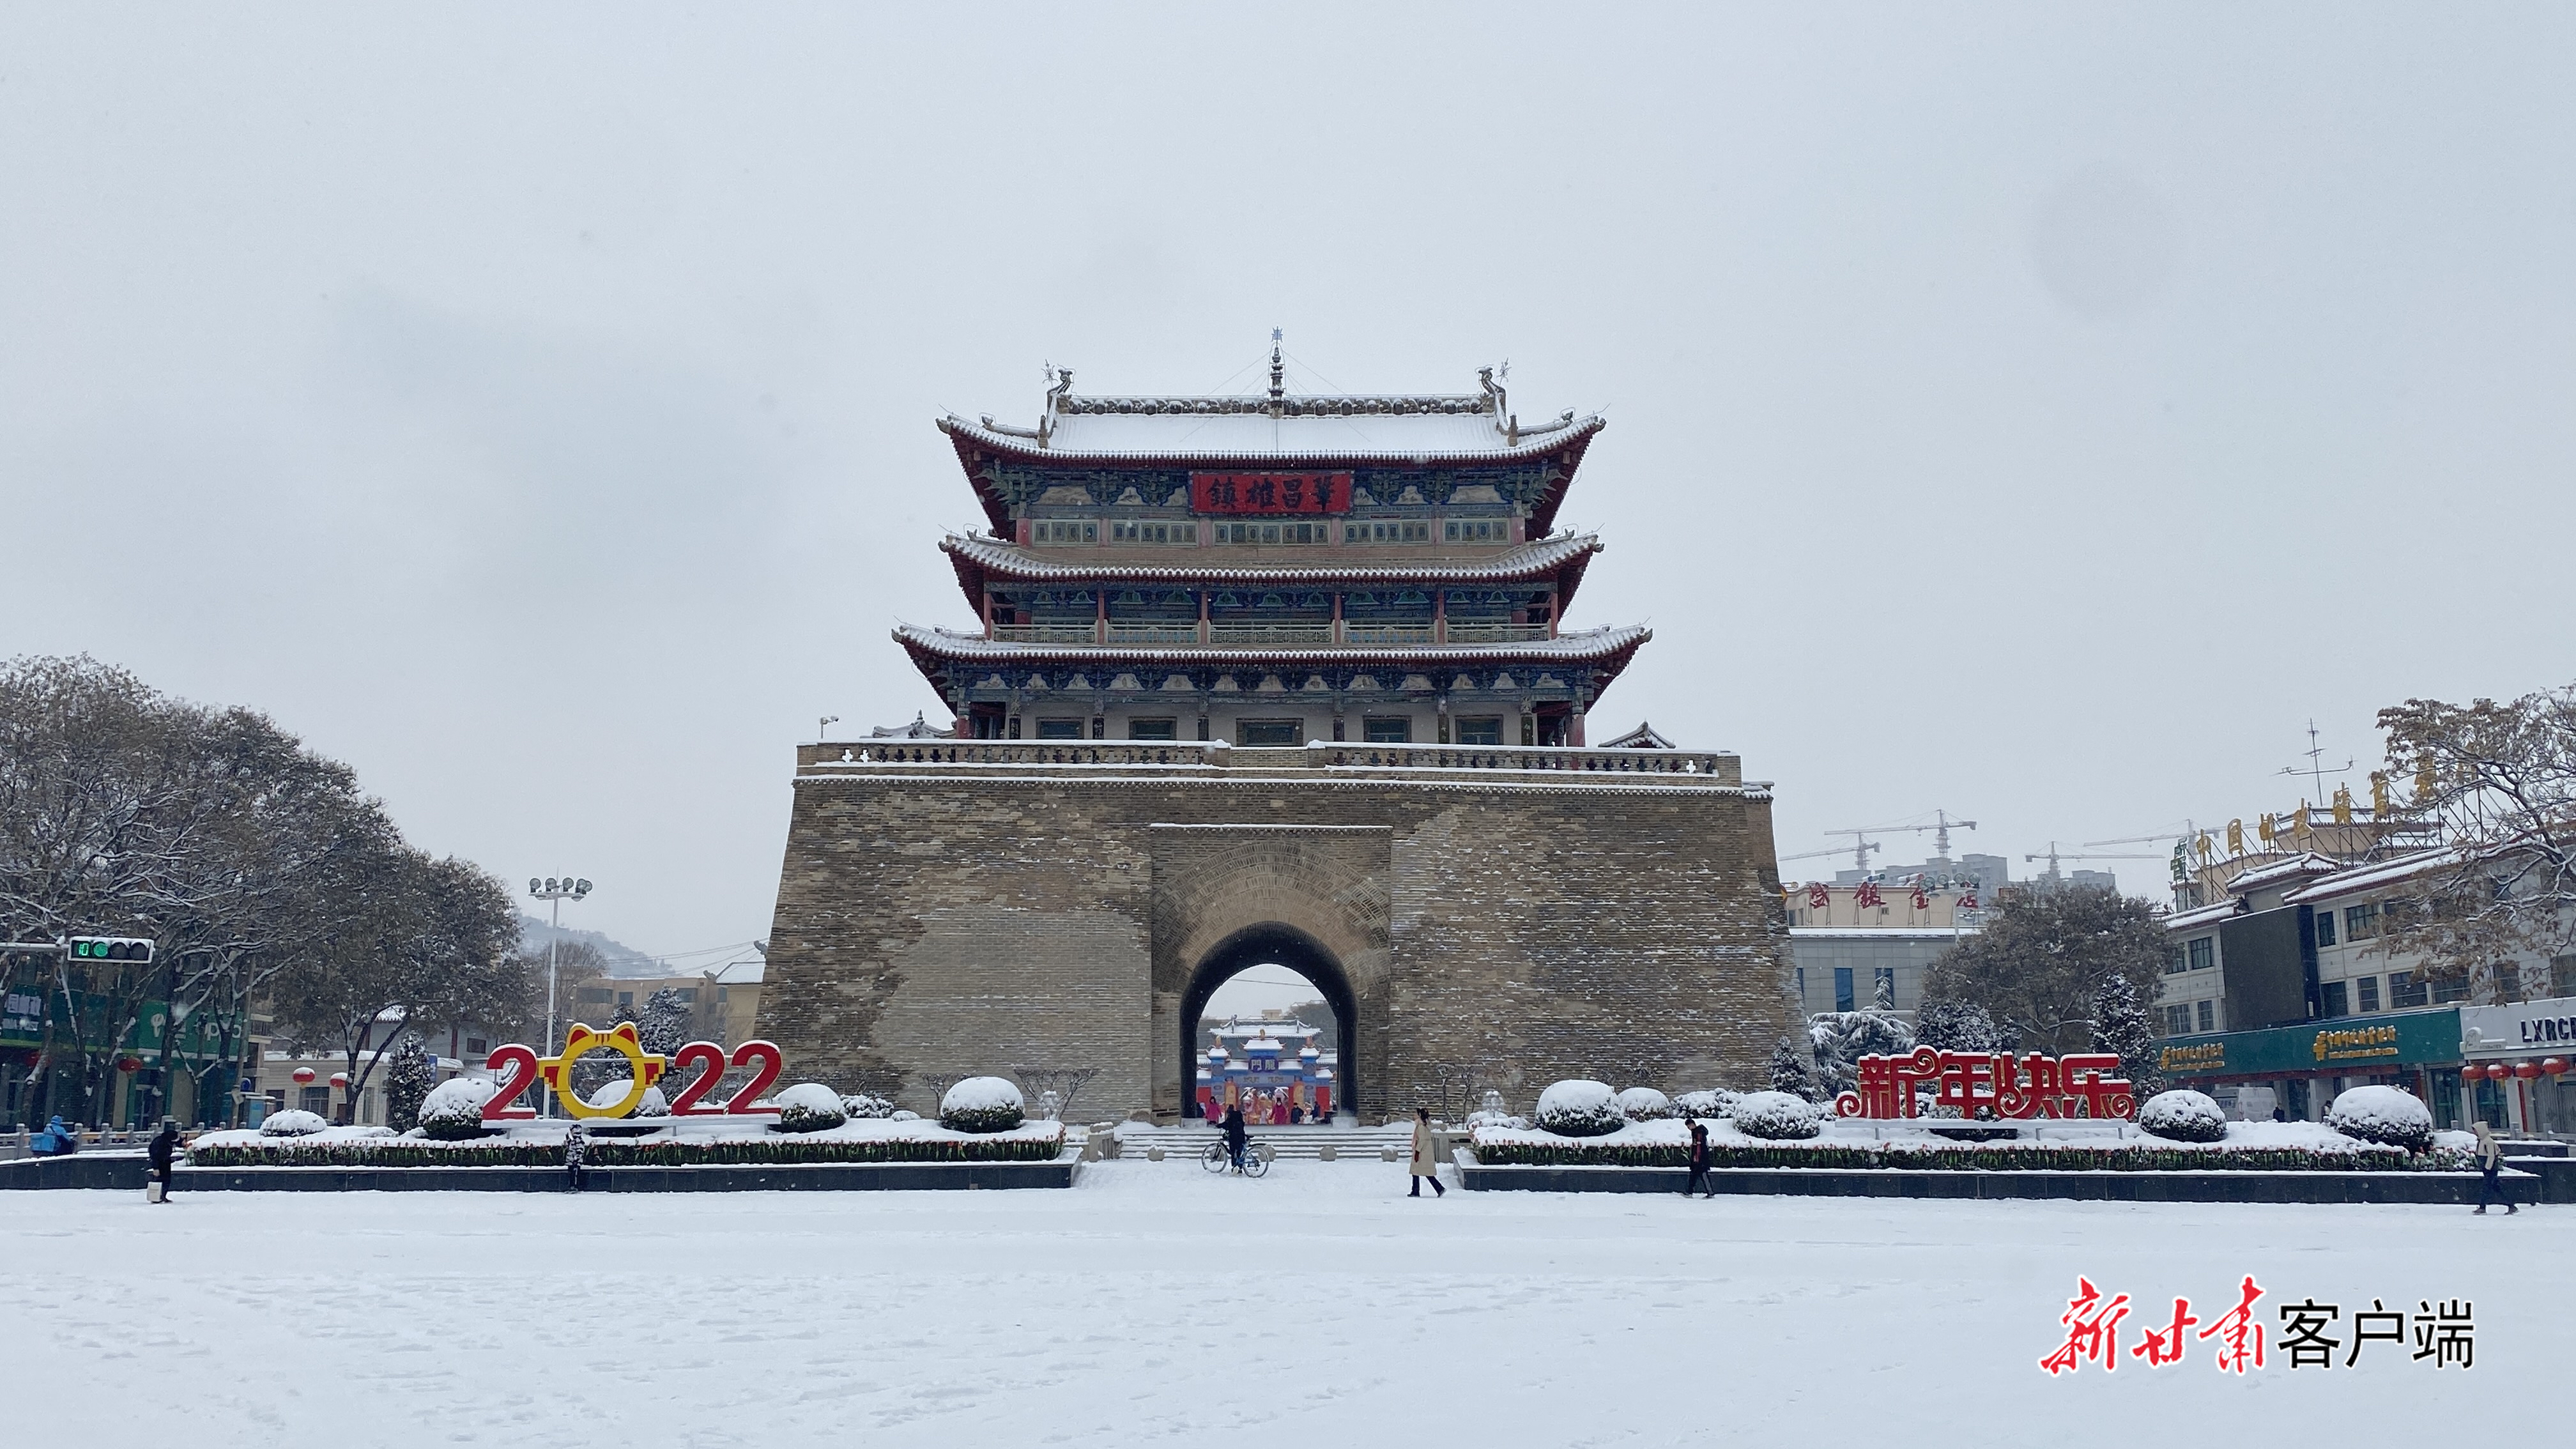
[2460,996,2576,1057]
[2154,1007,2460,1080]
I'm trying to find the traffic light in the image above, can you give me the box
[68,937,153,964]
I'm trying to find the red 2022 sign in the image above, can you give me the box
[479,1035,784,1121]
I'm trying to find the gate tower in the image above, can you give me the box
[763,351,1797,1120]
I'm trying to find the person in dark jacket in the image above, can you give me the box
[1221,1103,1248,1172]
[146,1119,181,1203]
[564,1121,587,1193]
[1683,1117,1713,1198]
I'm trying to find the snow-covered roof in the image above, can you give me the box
[2223,853,2349,894]
[2163,900,2241,933]
[1600,721,1675,749]
[939,404,1603,466]
[940,531,1603,602]
[894,622,1650,670]
[2283,847,2462,905]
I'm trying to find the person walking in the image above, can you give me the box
[1221,1101,1248,1174]
[2472,1119,2516,1215]
[1407,1107,1445,1197]
[146,1119,181,1204]
[564,1121,587,1194]
[1683,1117,1713,1199]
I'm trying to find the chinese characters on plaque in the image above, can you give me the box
[1189,471,1353,516]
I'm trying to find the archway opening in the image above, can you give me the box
[1179,923,1357,1123]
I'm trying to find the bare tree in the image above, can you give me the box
[2377,686,2576,995]
[1010,1066,1100,1119]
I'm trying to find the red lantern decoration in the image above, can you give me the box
[2544,1058,2568,1077]
[291,1066,316,1085]
[2486,1062,2513,1080]
[115,1056,142,1073]
[328,1073,349,1089]
[2515,1061,2543,1080]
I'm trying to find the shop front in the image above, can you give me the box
[2460,996,2576,1137]
[2154,1007,2464,1128]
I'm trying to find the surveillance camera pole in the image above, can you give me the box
[527,876,592,1117]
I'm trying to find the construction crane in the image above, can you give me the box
[2025,841,2164,886]
[1873,809,1977,861]
[1779,838,1880,873]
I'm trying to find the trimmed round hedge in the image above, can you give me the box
[2326,1085,2434,1152]
[1534,1080,1626,1137]
[1733,1091,1822,1141]
[1616,1087,1674,1121]
[774,1082,848,1133]
[2137,1089,2228,1143]
[417,1079,493,1140]
[940,1077,1026,1133]
[260,1108,328,1137]
[1671,1088,1741,1122]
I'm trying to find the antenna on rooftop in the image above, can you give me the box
[1268,328,1285,401]
[2275,718,2354,807]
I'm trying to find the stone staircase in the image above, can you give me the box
[1114,1123,1417,1162]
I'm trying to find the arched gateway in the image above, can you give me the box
[758,355,1797,1119]
[1177,924,1358,1120]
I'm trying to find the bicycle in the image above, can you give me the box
[1199,1139,1270,1177]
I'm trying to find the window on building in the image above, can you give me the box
[2554,954,2576,997]
[1873,967,1895,1009]
[617,991,634,1009]
[464,1036,487,1055]
[2345,903,2380,941]
[2187,937,2214,971]
[1035,719,1085,740]
[1128,718,1178,741]
[1215,521,1330,545]
[1793,966,1805,1000]
[2356,976,2380,1013]
[2433,975,2471,1004]
[1032,520,1097,544]
[1442,519,1506,542]
[1833,967,1855,1013]
[2196,999,2215,1032]
[1345,521,1431,544]
[578,986,612,1004]
[2320,981,2349,1018]
[300,1086,330,1116]
[1237,719,1303,746]
[2165,947,2188,975]
[673,988,696,1002]
[1456,717,1503,746]
[1362,716,1411,743]
[2165,1004,2193,1036]
[1109,520,1195,546]
[2389,970,2428,1008]
[2314,910,2336,947]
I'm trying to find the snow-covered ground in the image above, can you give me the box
[2,1159,2533,1446]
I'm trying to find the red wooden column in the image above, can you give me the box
[982,589,994,640]
[1434,587,1446,645]
[1331,591,1344,643]
[1095,588,1107,645]
[1198,588,1210,643]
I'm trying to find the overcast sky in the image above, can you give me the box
[4,6,2571,962]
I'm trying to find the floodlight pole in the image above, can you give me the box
[527,877,592,1117]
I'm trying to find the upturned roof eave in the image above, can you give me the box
[937,532,1602,614]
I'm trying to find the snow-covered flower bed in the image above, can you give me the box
[1468,1116,2477,1173]
[187,1116,1066,1169]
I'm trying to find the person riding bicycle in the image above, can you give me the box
[1221,1101,1248,1172]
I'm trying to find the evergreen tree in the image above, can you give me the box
[1915,997,2001,1054]
[2090,972,2165,1102]
[383,1032,436,1133]
[1769,1038,1822,1101]
[636,987,695,1057]
[1805,1010,1914,1098]
[1922,885,2168,1055]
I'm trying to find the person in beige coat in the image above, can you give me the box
[1407,1107,1445,1197]
[2472,1119,2517,1215]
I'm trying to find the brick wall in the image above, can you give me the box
[762,749,1796,1121]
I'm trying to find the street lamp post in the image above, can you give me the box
[528,875,593,1116]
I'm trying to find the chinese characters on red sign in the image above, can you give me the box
[1834,1048,2137,1121]
[1190,471,1353,516]
[2041,1276,2472,1374]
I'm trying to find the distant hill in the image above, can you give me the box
[518,915,664,978]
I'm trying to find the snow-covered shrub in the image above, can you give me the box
[841,1092,897,1120]
[1671,1088,1740,1121]
[2326,1085,2435,1152]
[260,1108,328,1137]
[940,1077,1026,1133]
[2137,1089,2228,1144]
[584,1078,668,1116]
[1533,1080,1625,1137]
[773,1082,848,1133]
[416,1079,494,1140]
[1616,1087,1673,1121]
[1733,1091,1822,1141]
[891,1109,920,1122]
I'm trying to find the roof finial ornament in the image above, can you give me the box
[1268,327,1285,413]
[1482,360,1514,442]
[1039,363,1073,447]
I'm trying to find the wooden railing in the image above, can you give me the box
[990,624,1100,645]
[1208,624,1335,645]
